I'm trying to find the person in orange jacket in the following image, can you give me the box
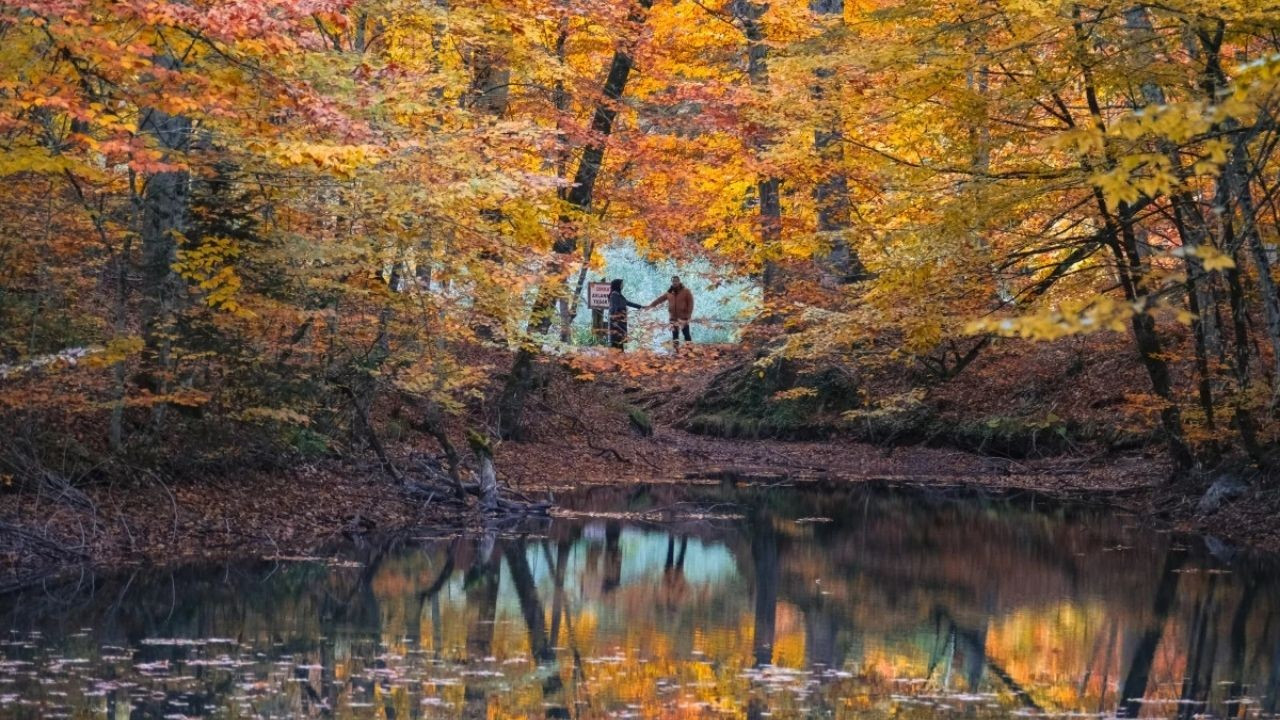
[648,276,695,347]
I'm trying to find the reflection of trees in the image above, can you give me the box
[954,620,988,695]
[1264,632,1280,715]
[603,522,622,594]
[504,539,572,717]
[506,541,552,662]
[928,609,1041,712]
[541,539,576,719]
[768,489,1114,630]
[546,540,571,648]
[751,510,779,669]
[1177,573,1220,719]
[804,597,841,671]
[717,486,1280,718]
[463,536,500,719]
[747,509,779,720]
[1117,547,1184,718]
[1077,617,1119,713]
[11,486,1280,719]
[1225,577,1259,718]
[406,539,455,659]
[657,534,691,618]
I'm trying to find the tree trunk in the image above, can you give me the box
[1073,6,1193,470]
[467,52,510,117]
[1122,5,1226,435]
[410,405,469,501]
[1195,23,1280,399]
[109,236,132,452]
[137,60,191,427]
[555,0,653,255]
[497,0,652,440]
[730,0,784,300]
[468,431,500,512]
[810,0,863,284]
[497,347,538,441]
[1223,260,1266,464]
[1226,131,1280,399]
[1123,226,1197,472]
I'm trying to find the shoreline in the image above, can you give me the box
[3,426,1274,595]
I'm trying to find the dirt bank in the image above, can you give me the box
[2,344,1277,594]
[497,349,1280,554]
[0,461,457,593]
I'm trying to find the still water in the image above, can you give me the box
[2,483,1279,719]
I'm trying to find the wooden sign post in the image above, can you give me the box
[587,281,611,345]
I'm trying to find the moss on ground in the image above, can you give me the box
[627,406,654,437]
[679,356,861,440]
[680,358,1154,457]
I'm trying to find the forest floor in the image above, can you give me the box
[3,338,1279,592]
[497,343,1280,555]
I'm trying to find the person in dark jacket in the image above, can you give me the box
[648,276,695,347]
[608,278,644,350]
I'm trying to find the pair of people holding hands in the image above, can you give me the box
[608,276,694,351]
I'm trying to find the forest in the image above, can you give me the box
[4,0,1280,577]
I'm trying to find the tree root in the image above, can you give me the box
[0,521,87,561]
[531,397,633,464]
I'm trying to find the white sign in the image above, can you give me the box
[588,282,612,310]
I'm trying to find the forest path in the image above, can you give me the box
[496,343,1167,503]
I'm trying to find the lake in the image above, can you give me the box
[1,482,1277,718]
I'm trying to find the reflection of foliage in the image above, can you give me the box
[2,488,1278,719]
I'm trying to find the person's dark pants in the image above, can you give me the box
[671,320,691,344]
[610,321,627,350]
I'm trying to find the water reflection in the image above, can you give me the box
[3,483,1280,718]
